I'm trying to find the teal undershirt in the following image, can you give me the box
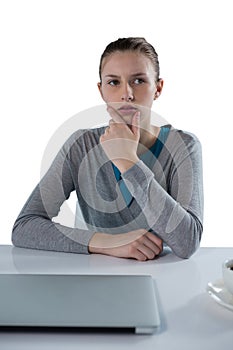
[112,125,171,207]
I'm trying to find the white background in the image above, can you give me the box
[0,0,232,247]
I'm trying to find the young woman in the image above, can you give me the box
[12,37,204,260]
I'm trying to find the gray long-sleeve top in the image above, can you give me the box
[12,125,204,258]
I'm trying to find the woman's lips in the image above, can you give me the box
[118,105,138,115]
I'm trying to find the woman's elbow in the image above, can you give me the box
[11,219,27,248]
[172,221,203,259]
[12,222,21,247]
[174,242,200,259]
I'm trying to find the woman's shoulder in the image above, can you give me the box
[166,125,202,149]
[61,126,106,155]
[159,125,202,163]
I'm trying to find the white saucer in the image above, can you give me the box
[206,278,233,311]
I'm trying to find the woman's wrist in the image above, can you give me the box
[113,157,139,174]
[88,232,113,254]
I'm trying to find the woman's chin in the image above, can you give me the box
[121,115,133,125]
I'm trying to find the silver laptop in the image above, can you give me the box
[0,274,160,334]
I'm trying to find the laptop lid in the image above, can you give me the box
[0,274,160,334]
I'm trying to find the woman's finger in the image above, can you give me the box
[136,243,156,260]
[131,111,140,138]
[109,119,115,125]
[139,236,162,255]
[145,232,163,251]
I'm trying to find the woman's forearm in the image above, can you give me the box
[88,230,163,261]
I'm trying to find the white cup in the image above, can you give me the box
[222,259,233,295]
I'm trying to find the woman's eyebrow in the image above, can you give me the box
[104,73,147,79]
[104,74,120,79]
[130,73,148,77]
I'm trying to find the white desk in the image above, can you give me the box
[0,245,233,349]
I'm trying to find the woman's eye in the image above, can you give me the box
[108,80,119,86]
[134,78,144,85]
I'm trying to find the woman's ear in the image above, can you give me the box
[97,82,104,100]
[154,79,164,99]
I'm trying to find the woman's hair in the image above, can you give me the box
[99,37,160,83]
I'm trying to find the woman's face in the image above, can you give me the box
[98,51,162,123]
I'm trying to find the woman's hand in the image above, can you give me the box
[100,106,141,173]
[88,229,163,261]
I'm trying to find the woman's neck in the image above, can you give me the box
[137,124,160,155]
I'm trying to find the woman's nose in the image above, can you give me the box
[121,83,134,101]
